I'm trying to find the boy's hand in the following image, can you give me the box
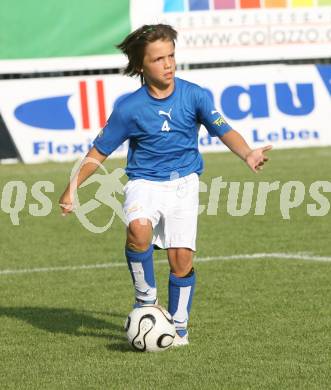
[245,145,272,173]
[59,190,74,216]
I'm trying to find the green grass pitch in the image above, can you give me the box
[0,147,330,389]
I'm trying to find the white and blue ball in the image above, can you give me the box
[124,305,175,352]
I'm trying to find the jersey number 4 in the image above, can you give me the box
[161,120,171,132]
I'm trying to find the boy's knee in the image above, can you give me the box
[169,248,193,277]
[127,219,152,252]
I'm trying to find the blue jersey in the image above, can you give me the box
[93,77,231,181]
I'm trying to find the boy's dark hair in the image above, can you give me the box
[117,24,177,84]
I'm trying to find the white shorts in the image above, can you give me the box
[123,173,199,251]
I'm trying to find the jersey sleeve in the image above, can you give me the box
[93,107,130,156]
[196,87,232,137]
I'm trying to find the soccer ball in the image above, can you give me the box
[124,305,176,352]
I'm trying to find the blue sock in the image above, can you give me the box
[168,269,196,336]
[125,245,157,304]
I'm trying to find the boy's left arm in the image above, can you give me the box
[220,129,272,173]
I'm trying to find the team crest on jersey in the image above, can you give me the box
[159,108,172,132]
[211,110,226,127]
[213,116,226,127]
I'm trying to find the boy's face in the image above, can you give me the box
[141,39,176,89]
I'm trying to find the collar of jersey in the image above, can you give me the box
[144,77,177,102]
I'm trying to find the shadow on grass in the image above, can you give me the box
[0,306,132,352]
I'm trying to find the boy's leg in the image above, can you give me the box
[163,174,199,344]
[167,248,196,339]
[125,218,157,305]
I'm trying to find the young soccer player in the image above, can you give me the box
[59,24,271,347]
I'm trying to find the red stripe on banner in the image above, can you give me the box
[96,80,106,128]
[79,81,90,129]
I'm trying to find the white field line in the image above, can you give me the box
[0,253,331,276]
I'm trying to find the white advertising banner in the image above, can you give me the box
[0,76,138,163]
[0,64,330,163]
[178,64,331,152]
[130,0,331,63]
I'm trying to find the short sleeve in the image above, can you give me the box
[93,108,130,156]
[196,88,232,137]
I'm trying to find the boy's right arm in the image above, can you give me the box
[59,147,107,215]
